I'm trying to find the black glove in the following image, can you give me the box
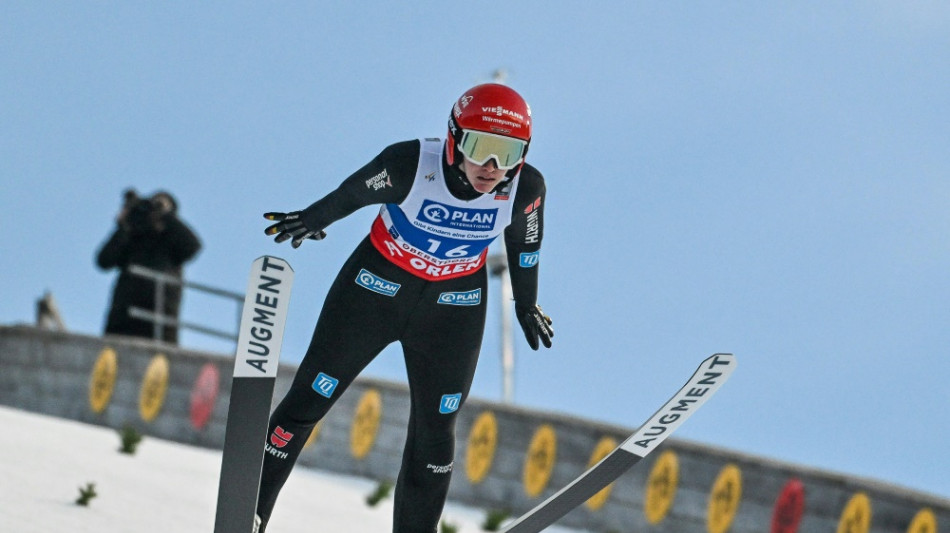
[263,211,327,248]
[516,303,554,350]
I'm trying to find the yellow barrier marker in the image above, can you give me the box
[139,354,169,422]
[907,508,937,533]
[465,411,498,484]
[707,463,742,533]
[350,389,382,460]
[584,436,618,510]
[89,347,118,414]
[837,492,872,533]
[645,449,679,524]
[523,424,557,498]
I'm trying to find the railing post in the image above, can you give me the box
[153,276,165,341]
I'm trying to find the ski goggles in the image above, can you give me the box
[457,130,527,170]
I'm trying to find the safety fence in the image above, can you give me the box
[0,325,946,533]
[126,264,244,343]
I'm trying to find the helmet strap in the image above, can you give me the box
[445,131,456,166]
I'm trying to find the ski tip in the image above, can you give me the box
[703,352,737,369]
[254,255,295,272]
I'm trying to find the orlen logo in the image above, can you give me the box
[437,289,482,306]
[419,200,497,231]
[270,426,294,448]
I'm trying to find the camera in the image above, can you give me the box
[127,198,159,233]
[123,190,158,233]
[121,189,176,234]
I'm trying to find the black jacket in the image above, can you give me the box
[96,213,201,343]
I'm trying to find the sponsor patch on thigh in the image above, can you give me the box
[355,268,401,296]
[437,288,481,306]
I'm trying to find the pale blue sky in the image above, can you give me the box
[2,2,948,499]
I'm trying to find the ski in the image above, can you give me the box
[501,352,737,533]
[214,256,294,533]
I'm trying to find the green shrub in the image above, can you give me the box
[76,482,98,506]
[365,480,393,507]
[482,508,511,531]
[118,425,143,454]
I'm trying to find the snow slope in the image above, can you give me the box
[2,405,577,533]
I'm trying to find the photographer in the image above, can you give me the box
[96,189,201,344]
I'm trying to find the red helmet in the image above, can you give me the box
[447,83,532,170]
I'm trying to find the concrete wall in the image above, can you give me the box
[1,324,946,532]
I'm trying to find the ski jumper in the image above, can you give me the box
[256,138,546,533]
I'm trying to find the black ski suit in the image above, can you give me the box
[257,139,546,533]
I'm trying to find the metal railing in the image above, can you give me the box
[128,254,519,402]
[126,264,244,343]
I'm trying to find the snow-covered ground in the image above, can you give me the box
[2,405,576,533]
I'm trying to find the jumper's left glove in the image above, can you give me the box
[264,211,327,248]
[516,303,554,351]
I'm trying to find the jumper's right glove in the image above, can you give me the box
[263,211,327,248]
[516,303,554,351]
